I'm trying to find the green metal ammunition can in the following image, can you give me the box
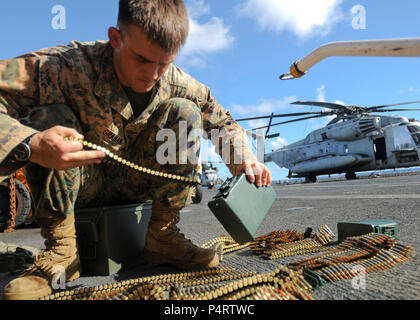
[337,219,398,241]
[208,174,276,244]
[75,201,152,276]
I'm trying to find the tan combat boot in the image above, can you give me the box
[143,202,219,269]
[2,213,81,300]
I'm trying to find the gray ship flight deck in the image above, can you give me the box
[1,174,419,300]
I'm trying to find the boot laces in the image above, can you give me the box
[22,231,70,278]
[159,215,196,246]
[161,214,180,231]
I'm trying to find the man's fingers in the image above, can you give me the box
[244,162,255,183]
[54,126,84,140]
[58,158,104,170]
[266,170,272,186]
[241,161,272,187]
[262,168,272,186]
[57,151,105,170]
[55,127,85,153]
[61,150,106,163]
[58,139,85,153]
[253,164,263,187]
[245,162,263,187]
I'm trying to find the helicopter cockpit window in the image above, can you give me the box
[408,125,420,133]
[408,126,420,146]
[412,134,420,146]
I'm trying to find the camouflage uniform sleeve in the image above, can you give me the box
[171,66,257,174]
[0,52,67,180]
[198,90,257,174]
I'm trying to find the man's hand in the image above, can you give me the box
[235,159,272,187]
[29,126,106,170]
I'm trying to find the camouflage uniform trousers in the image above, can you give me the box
[21,98,202,224]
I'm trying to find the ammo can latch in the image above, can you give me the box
[215,175,241,198]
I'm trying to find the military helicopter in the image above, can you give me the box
[190,156,224,203]
[237,100,420,182]
[236,37,420,182]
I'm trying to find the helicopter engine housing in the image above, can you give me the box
[325,117,380,141]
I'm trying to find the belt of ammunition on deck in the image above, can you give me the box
[39,227,414,300]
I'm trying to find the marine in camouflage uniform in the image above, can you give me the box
[0,0,270,300]
[0,40,255,215]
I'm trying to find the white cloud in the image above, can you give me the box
[316,85,326,102]
[398,86,420,94]
[183,17,234,56]
[228,97,298,157]
[238,0,343,39]
[187,0,211,18]
[230,96,298,132]
[200,138,222,162]
[246,119,268,130]
[178,0,235,67]
[231,96,298,118]
[270,136,288,149]
[310,85,344,129]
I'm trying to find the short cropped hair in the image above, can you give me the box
[118,0,189,53]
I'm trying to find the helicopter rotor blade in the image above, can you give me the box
[369,108,420,113]
[265,113,274,136]
[367,101,420,111]
[327,116,342,125]
[252,114,327,130]
[235,111,328,122]
[291,100,348,111]
[238,100,420,131]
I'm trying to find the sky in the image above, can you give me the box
[1,0,420,181]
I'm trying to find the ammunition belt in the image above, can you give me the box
[35,228,337,300]
[200,235,251,261]
[250,225,336,260]
[289,233,415,283]
[39,235,314,301]
[39,264,313,301]
[65,137,201,185]
[4,173,16,233]
[39,230,414,300]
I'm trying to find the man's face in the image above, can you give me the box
[108,24,178,93]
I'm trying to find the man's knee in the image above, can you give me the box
[19,104,82,133]
[157,98,203,127]
[25,165,81,221]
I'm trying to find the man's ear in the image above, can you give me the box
[108,27,121,49]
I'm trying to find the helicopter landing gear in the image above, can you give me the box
[345,172,357,180]
[305,174,317,183]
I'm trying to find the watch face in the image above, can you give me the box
[13,143,31,161]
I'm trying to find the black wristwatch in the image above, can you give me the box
[13,134,35,162]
